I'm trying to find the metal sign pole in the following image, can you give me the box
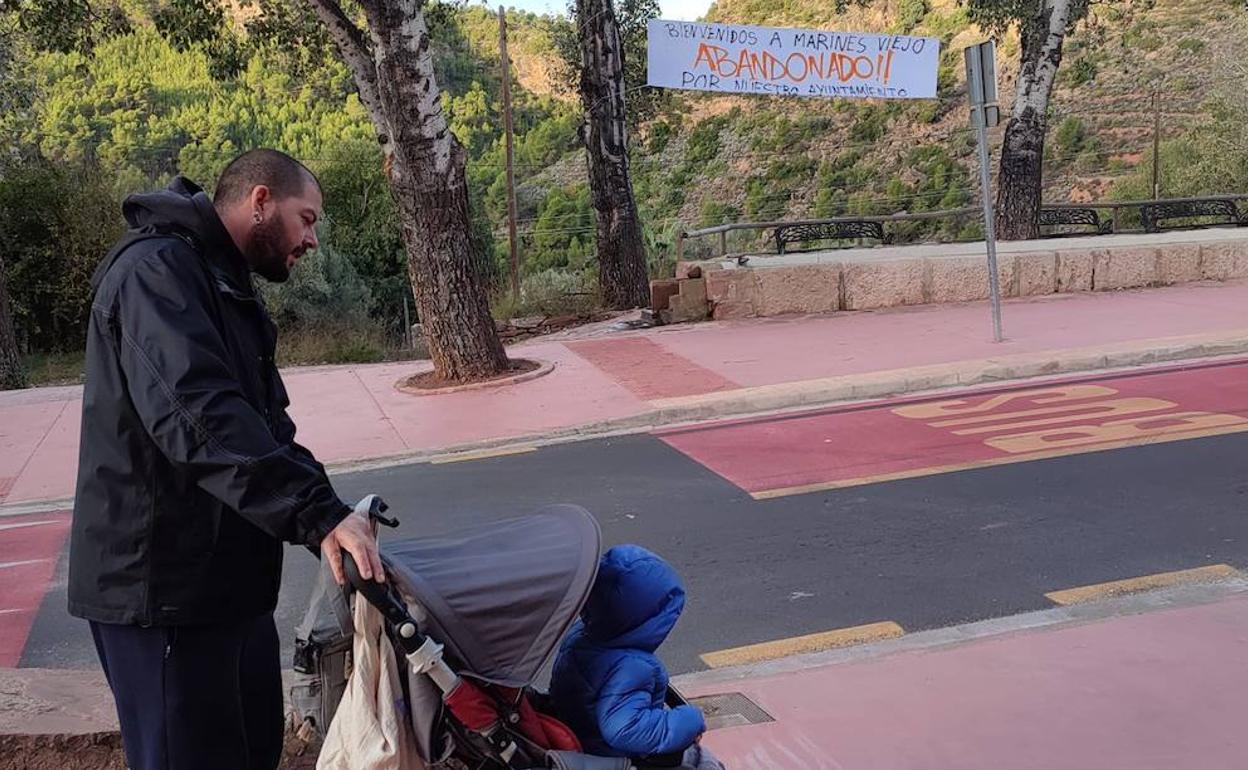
[975,110,1004,343]
[966,41,1004,343]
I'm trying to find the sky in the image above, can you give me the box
[498,0,714,21]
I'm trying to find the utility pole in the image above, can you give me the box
[498,6,521,301]
[1151,90,1161,200]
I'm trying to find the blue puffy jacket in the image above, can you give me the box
[550,545,706,757]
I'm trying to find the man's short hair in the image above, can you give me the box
[213,148,320,207]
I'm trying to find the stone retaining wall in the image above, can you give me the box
[649,236,1248,323]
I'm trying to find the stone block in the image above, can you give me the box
[753,265,841,316]
[1201,239,1248,280]
[1156,243,1203,285]
[1094,247,1160,291]
[649,278,680,313]
[676,260,716,280]
[925,256,1016,304]
[842,259,925,310]
[1056,249,1097,293]
[706,269,757,320]
[1015,251,1058,296]
[662,277,710,324]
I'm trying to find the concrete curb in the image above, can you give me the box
[5,331,1248,515]
[672,578,1248,691]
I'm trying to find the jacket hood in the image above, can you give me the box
[580,545,685,652]
[122,176,216,234]
[103,176,249,291]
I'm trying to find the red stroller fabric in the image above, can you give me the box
[444,680,582,752]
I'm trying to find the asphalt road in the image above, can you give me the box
[16,362,1248,674]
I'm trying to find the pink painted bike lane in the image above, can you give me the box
[0,512,71,666]
[687,594,1248,770]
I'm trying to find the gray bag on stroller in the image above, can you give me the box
[289,555,355,741]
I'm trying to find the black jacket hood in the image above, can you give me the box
[101,176,250,291]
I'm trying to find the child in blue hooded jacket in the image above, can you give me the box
[550,545,710,761]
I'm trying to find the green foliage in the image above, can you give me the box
[813,187,848,218]
[685,115,729,163]
[494,267,597,319]
[307,139,406,322]
[699,200,741,227]
[0,158,123,352]
[526,185,594,273]
[1062,55,1098,87]
[1122,22,1163,52]
[922,7,970,42]
[445,82,498,157]
[646,120,676,153]
[22,350,85,386]
[261,244,373,332]
[1177,38,1206,55]
[964,0,1090,38]
[3,0,133,54]
[895,0,929,32]
[153,0,248,79]
[1053,116,1089,157]
[849,105,888,143]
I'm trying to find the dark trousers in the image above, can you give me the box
[90,613,284,770]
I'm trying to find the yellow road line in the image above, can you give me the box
[751,421,1248,500]
[429,445,537,464]
[1045,564,1244,606]
[700,621,905,668]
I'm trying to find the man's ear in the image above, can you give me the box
[249,185,273,217]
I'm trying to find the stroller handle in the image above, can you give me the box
[343,552,462,693]
[343,551,427,652]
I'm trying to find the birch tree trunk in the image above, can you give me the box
[306,0,509,382]
[996,0,1073,240]
[575,0,650,309]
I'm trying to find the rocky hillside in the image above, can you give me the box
[492,0,1245,257]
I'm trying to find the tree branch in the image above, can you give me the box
[301,0,388,138]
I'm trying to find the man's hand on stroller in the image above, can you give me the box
[321,497,386,586]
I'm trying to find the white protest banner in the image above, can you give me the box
[647,20,939,99]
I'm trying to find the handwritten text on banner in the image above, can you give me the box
[646,20,940,99]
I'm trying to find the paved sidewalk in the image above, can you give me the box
[679,584,1248,770]
[5,279,1248,507]
[7,584,1246,770]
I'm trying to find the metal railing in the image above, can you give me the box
[675,195,1248,260]
[1043,194,1248,233]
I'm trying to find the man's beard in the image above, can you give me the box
[249,216,297,283]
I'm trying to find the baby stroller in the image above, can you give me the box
[295,501,696,770]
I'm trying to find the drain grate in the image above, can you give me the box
[688,692,775,730]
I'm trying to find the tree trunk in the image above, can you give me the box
[996,0,1072,240]
[575,0,650,310]
[0,254,26,390]
[307,0,508,383]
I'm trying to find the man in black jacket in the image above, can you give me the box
[70,149,383,770]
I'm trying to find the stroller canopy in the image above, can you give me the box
[382,504,602,688]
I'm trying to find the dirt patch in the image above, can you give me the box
[0,733,126,770]
[495,312,618,344]
[402,357,541,391]
[0,728,320,770]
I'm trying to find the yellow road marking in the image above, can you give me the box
[1045,564,1244,606]
[750,420,1248,500]
[700,621,905,668]
[429,445,537,464]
